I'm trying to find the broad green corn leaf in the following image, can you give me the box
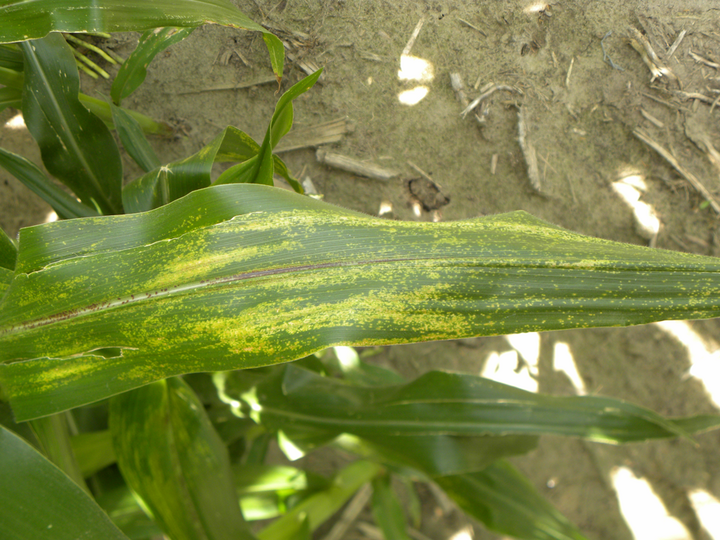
[0,0,284,81]
[257,460,382,540]
[214,69,323,191]
[0,424,131,540]
[110,104,161,172]
[436,460,588,540]
[71,429,117,477]
[109,377,254,540]
[5,184,720,419]
[111,27,194,105]
[30,413,88,492]
[0,226,16,271]
[0,148,101,220]
[371,473,412,540]
[21,34,123,214]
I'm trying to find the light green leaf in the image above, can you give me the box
[111,27,194,105]
[21,34,123,214]
[72,429,117,477]
[4,184,720,419]
[214,69,322,191]
[0,0,284,80]
[0,147,101,219]
[436,460,588,540]
[371,474,412,540]
[95,485,163,540]
[109,377,254,540]
[30,413,88,492]
[257,460,382,540]
[0,424,131,540]
[110,104,161,172]
[0,226,16,271]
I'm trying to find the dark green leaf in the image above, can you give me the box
[436,460,588,540]
[0,147,101,219]
[109,377,254,540]
[0,44,23,71]
[110,104,161,172]
[111,27,194,105]
[0,86,21,112]
[0,424,131,540]
[0,0,284,81]
[5,184,720,419]
[371,474,412,540]
[21,34,122,214]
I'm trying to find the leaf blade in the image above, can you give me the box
[3,185,720,418]
[0,424,131,540]
[21,34,123,214]
[109,378,254,540]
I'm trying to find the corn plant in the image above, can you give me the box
[2,2,720,540]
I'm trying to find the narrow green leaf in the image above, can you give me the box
[30,413,89,492]
[246,366,537,476]
[214,70,322,189]
[95,485,163,540]
[257,460,382,540]
[252,365,718,444]
[5,184,720,419]
[0,226,16,271]
[436,460,588,540]
[0,0,284,80]
[0,424,131,540]
[0,65,23,89]
[0,44,23,71]
[0,86,21,112]
[109,377,255,540]
[371,474,412,540]
[72,429,117,477]
[21,34,123,214]
[110,104,161,172]
[111,27,195,105]
[0,147,101,219]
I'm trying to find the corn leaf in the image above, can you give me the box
[0,424,131,540]
[436,460,588,540]
[71,429,117,477]
[371,474,412,540]
[110,104,161,173]
[21,34,123,214]
[109,377,254,540]
[0,86,21,112]
[111,27,194,105]
[0,0,284,80]
[215,69,322,192]
[0,147,101,220]
[4,184,720,420]
[0,226,16,271]
[121,57,312,213]
[257,460,382,540]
